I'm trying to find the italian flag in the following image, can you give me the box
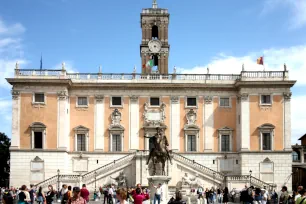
[146,59,154,68]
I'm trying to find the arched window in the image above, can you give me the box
[152,25,158,39]
[292,151,300,161]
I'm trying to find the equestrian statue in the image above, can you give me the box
[145,127,172,175]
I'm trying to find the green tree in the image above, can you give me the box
[0,132,10,187]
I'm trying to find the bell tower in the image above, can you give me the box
[140,0,170,74]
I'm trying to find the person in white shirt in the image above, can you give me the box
[151,183,162,204]
[108,186,114,204]
[295,186,304,202]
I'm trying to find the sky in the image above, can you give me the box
[0,0,306,144]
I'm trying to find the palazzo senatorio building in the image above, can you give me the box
[7,0,295,194]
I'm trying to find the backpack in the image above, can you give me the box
[18,192,26,202]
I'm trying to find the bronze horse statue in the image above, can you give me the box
[146,128,172,175]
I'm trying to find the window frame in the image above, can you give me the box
[187,135,197,152]
[184,129,199,152]
[76,96,89,108]
[260,94,273,106]
[109,131,124,152]
[73,125,89,152]
[149,97,160,107]
[111,96,123,108]
[219,97,231,108]
[185,96,198,108]
[218,127,233,152]
[33,93,46,104]
[76,134,86,152]
[258,124,275,151]
[30,122,46,150]
[221,135,230,152]
[111,134,122,152]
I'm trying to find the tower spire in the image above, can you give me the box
[152,0,157,8]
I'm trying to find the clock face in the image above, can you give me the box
[148,40,161,53]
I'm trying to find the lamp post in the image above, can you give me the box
[249,170,252,187]
[57,169,61,202]
[94,171,99,201]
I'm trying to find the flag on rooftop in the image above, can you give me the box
[257,56,264,65]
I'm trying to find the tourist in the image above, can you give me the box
[17,185,31,204]
[280,186,289,204]
[46,185,55,204]
[116,188,127,204]
[68,186,72,200]
[132,188,147,204]
[168,191,186,204]
[36,186,46,204]
[217,188,222,204]
[151,183,162,204]
[205,188,210,204]
[296,188,306,204]
[68,187,86,204]
[61,184,69,204]
[2,190,13,204]
[28,185,36,204]
[295,186,304,203]
[80,184,89,203]
[103,186,109,204]
[197,185,204,200]
[253,187,262,204]
[108,185,114,204]
[222,187,229,204]
[261,189,268,204]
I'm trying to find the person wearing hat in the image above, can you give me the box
[68,187,86,204]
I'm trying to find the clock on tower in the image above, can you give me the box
[140,0,170,74]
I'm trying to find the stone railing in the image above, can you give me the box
[35,174,80,188]
[227,175,274,189]
[172,152,225,181]
[13,69,289,82]
[82,152,136,182]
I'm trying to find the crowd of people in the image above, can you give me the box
[1,183,306,204]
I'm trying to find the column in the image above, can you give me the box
[239,93,250,151]
[94,95,105,151]
[57,91,69,150]
[283,92,292,151]
[130,96,139,150]
[11,91,20,149]
[170,96,180,151]
[204,96,214,152]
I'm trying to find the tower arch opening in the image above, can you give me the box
[152,25,159,39]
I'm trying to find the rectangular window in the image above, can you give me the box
[150,97,160,106]
[262,133,272,150]
[77,97,88,106]
[261,95,271,105]
[34,93,45,103]
[187,135,196,151]
[112,97,122,106]
[112,134,122,152]
[220,97,230,107]
[187,97,197,107]
[221,135,230,152]
[34,132,43,149]
[77,134,86,151]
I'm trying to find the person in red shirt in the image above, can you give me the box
[80,184,90,203]
[133,188,149,204]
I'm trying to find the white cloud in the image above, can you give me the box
[178,44,306,144]
[178,44,306,86]
[52,61,78,73]
[262,0,306,29]
[0,18,25,36]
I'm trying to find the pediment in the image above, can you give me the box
[218,126,233,131]
[262,157,272,163]
[109,124,125,131]
[32,156,43,162]
[258,123,275,129]
[73,125,89,132]
[184,124,199,131]
[30,122,46,128]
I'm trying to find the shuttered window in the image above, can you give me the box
[77,134,86,151]
[77,97,88,106]
[187,135,196,152]
[112,134,122,152]
[221,135,230,152]
[220,98,230,107]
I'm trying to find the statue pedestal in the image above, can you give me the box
[181,184,191,196]
[148,176,171,204]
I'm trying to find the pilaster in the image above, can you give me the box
[129,96,139,150]
[204,96,214,152]
[94,95,105,151]
[239,93,250,151]
[11,90,20,149]
[170,96,180,151]
[283,92,292,151]
[57,91,69,150]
